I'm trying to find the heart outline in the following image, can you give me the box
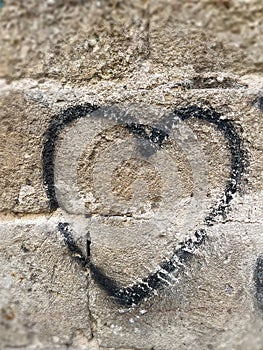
[43,103,246,307]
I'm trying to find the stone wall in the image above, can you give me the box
[0,1,262,349]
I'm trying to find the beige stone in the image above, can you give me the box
[0,219,91,349]
[90,220,263,350]
[0,0,262,349]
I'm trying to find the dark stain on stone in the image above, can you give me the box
[1,306,15,321]
[258,96,263,111]
[255,256,263,313]
[21,244,30,253]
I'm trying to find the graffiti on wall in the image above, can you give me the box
[41,103,262,309]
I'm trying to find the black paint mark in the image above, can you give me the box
[86,231,91,263]
[42,104,246,307]
[58,222,87,268]
[125,122,168,147]
[170,106,245,225]
[91,229,206,306]
[43,103,99,211]
[255,256,263,313]
[125,122,169,157]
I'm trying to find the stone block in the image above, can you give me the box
[0,219,91,349]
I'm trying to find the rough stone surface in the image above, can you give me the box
[0,0,263,349]
[90,221,263,350]
[0,218,91,349]
[0,0,263,83]
[0,77,262,214]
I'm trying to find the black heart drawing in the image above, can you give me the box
[42,103,246,307]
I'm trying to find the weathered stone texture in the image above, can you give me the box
[0,77,262,214]
[0,0,262,349]
[90,221,263,350]
[0,91,52,213]
[0,219,91,349]
[0,0,263,83]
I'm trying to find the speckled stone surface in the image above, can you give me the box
[0,1,262,349]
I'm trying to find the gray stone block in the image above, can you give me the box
[0,220,91,349]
